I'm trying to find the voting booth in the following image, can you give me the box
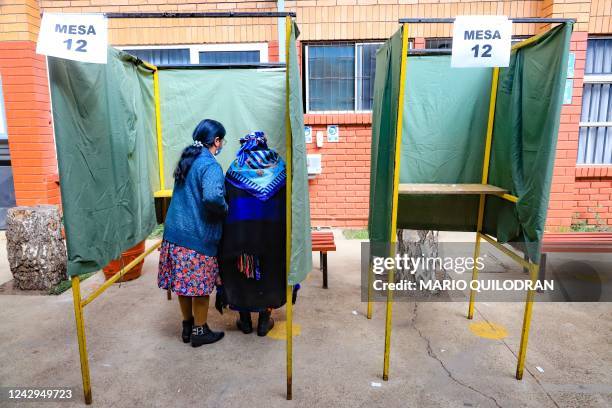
[367,18,573,381]
[45,12,311,404]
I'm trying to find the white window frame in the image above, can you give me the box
[305,42,383,114]
[578,37,612,165]
[116,43,268,65]
[579,74,612,130]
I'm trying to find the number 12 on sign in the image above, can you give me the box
[451,16,512,68]
[471,44,492,58]
[63,39,88,52]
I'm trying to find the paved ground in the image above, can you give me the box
[0,231,610,407]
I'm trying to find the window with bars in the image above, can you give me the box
[198,50,260,64]
[121,43,267,66]
[305,42,383,112]
[122,48,191,65]
[578,38,612,165]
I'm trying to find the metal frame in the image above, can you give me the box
[368,17,570,383]
[69,12,296,405]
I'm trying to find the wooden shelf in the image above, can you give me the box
[398,183,508,195]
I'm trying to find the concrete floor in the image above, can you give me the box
[0,231,610,407]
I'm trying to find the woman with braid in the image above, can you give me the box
[158,119,227,347]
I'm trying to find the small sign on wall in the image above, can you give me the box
[451,16,512,68]
[327,125,339,143]
[36,13,108,64]
[563,79,574,105]
[566,52,576,78]
[304,126,312,144]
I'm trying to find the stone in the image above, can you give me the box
[6,205,67,290]
[396,229,441,286]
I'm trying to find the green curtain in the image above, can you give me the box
[287,22,313,285]
[49,48,157,276]
[484,22,573,261]
[49,24,312,282]
[398,56,492,231]
[369,23,572,263]
[368,27,403,249]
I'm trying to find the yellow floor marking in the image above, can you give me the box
[469,321,508,340]
[266,320,301,340]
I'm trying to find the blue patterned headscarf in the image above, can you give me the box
[225,131,286,201]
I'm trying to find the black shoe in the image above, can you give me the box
[191,324,224,347]
[182,318,194,343]
[257,311,274,337]
[237,312,253,334]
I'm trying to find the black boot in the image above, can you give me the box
[182,318,194,343]
[191,324,224,347]
[236,312,253,334]
[257,311,274,337]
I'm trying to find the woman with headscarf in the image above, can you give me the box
[217,131,287,336]
[158,119,228,347]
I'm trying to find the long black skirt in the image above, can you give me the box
[219,183,286,311]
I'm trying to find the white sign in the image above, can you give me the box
[304,126,312,143]
[451,16,512,68]
[327,125,339,142]
[36,13,108,64]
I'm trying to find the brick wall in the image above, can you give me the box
[546,31,587,230]
[0,0,60,207]
[2,0,610,229]
[305,115,372,227]
[575,167,612,228]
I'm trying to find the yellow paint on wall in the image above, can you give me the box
[469,322,508,340]
[267,320,301,340]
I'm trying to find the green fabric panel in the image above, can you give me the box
[288,22,312,285]
[484,23,573,262]
[368,28,403,249]
[48,48,157,276]
[157,23,310,284]
[397,56,492,230]
[158,69,287,180]
[397,195,479,232]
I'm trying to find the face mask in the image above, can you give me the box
[214,146,223,156]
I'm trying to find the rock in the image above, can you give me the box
[397,229,440,285]
[6,205,67,290]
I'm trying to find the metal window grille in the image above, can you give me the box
[123,48,191,66]
[198,50,260,64]
[578,38,612,164]
[305,42,383,112]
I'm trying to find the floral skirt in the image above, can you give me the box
[158,240,219,297]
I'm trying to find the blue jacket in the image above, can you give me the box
[163,150,228,256]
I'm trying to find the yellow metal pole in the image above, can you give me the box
[467,233,482,319]
[516,263,539,380]
[467,67,499,319]
[366,263,373,319]
[153,69,166,192]
[71,276,92,404]
[480,233,533,269]
[81,240,162,307]
[284,15,293,401]
[383,22,410,382]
